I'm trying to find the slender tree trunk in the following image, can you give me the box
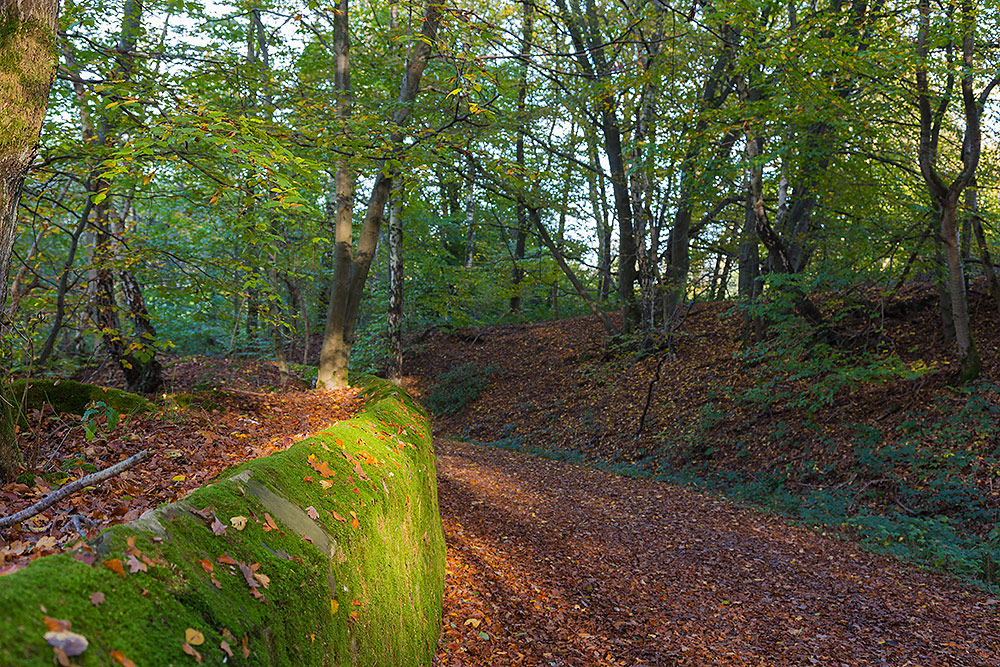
[37,200,92,365]
[916,0,981,382]
[386,185,404,379]
[968,184,1000,318]
[463,154,476,268]
[510,0,534,313]
[529,207,616,335]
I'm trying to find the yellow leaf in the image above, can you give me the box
[185,628,205,646]
[230,516,248,531]
[330,599,339,614]
[464,618,481,628]
[172,474,186,482]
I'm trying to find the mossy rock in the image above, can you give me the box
[0,377,445,666]
[9,379,155,417]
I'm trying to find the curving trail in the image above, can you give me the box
[433,439,999,667]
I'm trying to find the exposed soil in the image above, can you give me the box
[432,438,999,666]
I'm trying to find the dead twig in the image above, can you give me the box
[0,449,152,530]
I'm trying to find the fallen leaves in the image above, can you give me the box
[111,649,137,667]
[230,515,248,530]
[90,591,105,606]
[103,558,126,578]
[0,358,364,574]
[185,628,205,646]
[181,641,202,663]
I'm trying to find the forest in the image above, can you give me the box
[2,0,1000,664]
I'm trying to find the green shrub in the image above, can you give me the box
[425,363,496,416]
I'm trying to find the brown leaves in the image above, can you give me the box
[126,554,147,574]
[305,505,319,520]
[111,649,137,667]
[181,641,202,662]
[89,591,105,606]
[103,558,126,578]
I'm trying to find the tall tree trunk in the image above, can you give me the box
[86,0,162,392]
[318,0,440,389]
[916,0,981,382]
[463,154,476,268]
[0,0,60,481]
[510,0,534,313]
[968,183,1000,318]
[553,0,640,331]
[386,185,404,379]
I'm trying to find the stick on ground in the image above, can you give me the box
[0,449,153,530]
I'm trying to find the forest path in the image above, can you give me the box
[432,438,999,667]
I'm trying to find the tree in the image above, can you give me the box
[915,0,988,383]
[316,0,442,389]
[1,0,60,480]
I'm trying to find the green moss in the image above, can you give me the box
[9,379,155,418]
[0,377,445,666]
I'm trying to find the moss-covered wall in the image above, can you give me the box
[0,378,445,666]
[10,378,155,417]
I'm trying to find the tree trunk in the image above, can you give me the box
[0,0,60,481]
[318,0,440,389]
[968,184,1000,318]
[529,207,617,335]
[916,0,981,382]
[509,0,533,313]
[387,185,404,379]
[463,154,476,268]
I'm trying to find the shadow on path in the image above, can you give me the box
[433,439,999,667]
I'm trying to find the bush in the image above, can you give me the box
[424,363,495,416]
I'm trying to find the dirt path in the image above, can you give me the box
[433,439,999,667]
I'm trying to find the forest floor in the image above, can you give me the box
[2,283,999,664]
[430,438,999,666]
[0,358,362,574]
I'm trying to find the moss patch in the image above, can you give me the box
[10,379,155,418]
[0,378,445,666]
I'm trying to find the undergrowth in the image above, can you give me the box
[426,363,496,416]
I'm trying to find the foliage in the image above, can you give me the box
[424,363,496,416]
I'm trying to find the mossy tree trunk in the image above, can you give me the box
[0,0,60,481]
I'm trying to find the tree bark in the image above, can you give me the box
[0,0,60,481]
[386,185,404,380]
[317,0,440,389]
[916,0,981,382]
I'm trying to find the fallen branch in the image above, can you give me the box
[0,449,152,530]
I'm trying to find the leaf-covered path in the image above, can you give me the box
[433,438,999,666]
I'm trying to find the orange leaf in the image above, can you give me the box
[198,559,214,573]
[181,642,202,662]
[331,511,346,522]
[103,558,126,578]
[111,649,137,667]
[42,616,71,632]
